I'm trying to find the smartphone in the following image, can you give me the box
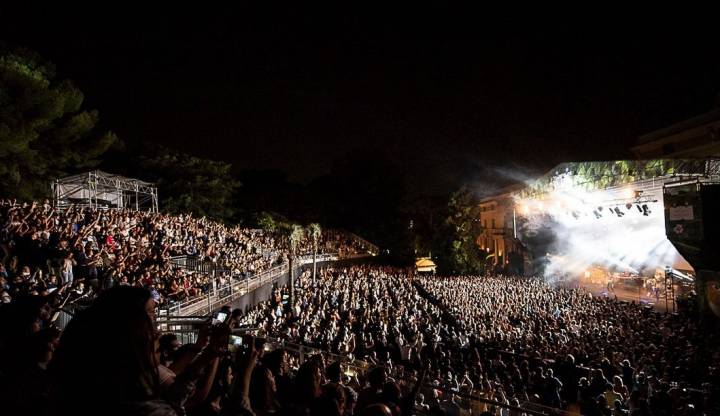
[254,337,266,351]
[213,311,228,325]
[228,335,243,352]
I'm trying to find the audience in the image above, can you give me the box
[232,268,719,415]
[1,200,718,415]
[0,199,372,307]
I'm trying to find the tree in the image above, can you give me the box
[253,211,293,231]
[287,224,305,306]
[0,47,119,199]
[307,223,322,285]
[136,146,239,222]
[434,186,485,275]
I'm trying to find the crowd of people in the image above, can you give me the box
[415,275,719,415]
[0,199,372,308]
[232,268,719,415]
[1,199,718,415]
[0,280,430,416]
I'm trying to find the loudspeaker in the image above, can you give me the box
[665,182,720,321]
[664,182,720,270]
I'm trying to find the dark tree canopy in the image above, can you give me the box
[136,146,240,222]
[433,186,485,275]
[0,47,118,199]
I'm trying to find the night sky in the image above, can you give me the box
[2,8,719,195]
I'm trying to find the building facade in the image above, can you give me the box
[476,108,720,275]
[477,187,527,273]
[632,109,720,159]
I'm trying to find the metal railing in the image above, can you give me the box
[155,320,381,380]
[424,384,577,416]
[163,263,288,316]
[297,253,339,265]
[169,255,232,275]
[52,303,85,331]
[163,253,349,316]
[155,321,574,416]
[342,230,380,255]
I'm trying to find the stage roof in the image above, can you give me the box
[415,257,437,272]
[57,170,155,187]
[514,159,720,199]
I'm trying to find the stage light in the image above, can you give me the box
[512,172,684,282]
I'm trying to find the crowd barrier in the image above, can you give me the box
[162,253,343,317]
[155,319,573,416]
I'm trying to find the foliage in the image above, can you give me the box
[0,47,118,199]
[137,147,239,221]
[308,223,321,248]
[251,211,282,231]
[256,211,277,231]
[288,224,305,256]
[248,211,299,232]
[433,186,485,275]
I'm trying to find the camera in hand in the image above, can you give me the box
[228,334,245,353]
[212,311,228,325]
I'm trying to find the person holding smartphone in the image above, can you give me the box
[214,311,228,325]
[49,286,230,416]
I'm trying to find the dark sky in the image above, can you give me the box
[2,7,719,195]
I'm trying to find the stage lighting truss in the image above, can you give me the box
[580,196,658,220]
[520,188,660,221]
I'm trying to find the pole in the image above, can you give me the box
[289,256,294,307]
[312,245,317,286]
[671,271,676,313]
